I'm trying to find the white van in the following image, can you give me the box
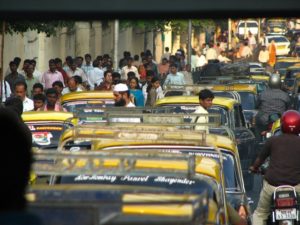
[237,20,259,37]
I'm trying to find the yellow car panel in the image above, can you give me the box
[60,91,114,103]
[22,111,74,122]
[156,96,237,110]
[211,84,257,94]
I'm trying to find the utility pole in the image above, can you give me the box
[113,20,119,72]
[187,19,192,65]
[228,18,232,50]
[0,21,5,102]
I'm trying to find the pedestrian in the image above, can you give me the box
[95,70,113,91]
[87,59,104,90]
[268,40,277,67]
[0,107,42,225]
[52,81,64,101]
[258,45,270,67]
[33,93,46,111]
[24,64,39,98]
[31,83,44,97]
[39,88,66,112]
[41,59,64,90]
[129,77,144,107]
[67,58,88,88]
[121,57,140,80]
[5,61,25,91]
[194,89,215,133]
[54,58,69,86]
[62,77,83,95]
[113,83,135,107]
[13,81,34,112]
[145,76,163,107]
[164,64,185,87]
[81,53,94,75]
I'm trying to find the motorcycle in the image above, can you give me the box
[250,166,300,225]
[269,185,300,225]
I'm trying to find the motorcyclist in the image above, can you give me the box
[255,73,291,139]
[249,110,300,225]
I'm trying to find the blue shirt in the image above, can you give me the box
[129,89,144,107]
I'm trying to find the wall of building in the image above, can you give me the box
[2,21,182,75]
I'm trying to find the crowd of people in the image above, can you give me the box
[2,28,300,111]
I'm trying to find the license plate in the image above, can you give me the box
[275,208,297,220]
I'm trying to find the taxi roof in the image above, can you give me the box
[276,57,300,63]
[211,83,257,93]
[59,124,237,154]
[33,150,222,182]
[22,111,74,122]
[60,91,114,103]
[155,96,237,109]
[92,134,237,153]
[287,65,300,70]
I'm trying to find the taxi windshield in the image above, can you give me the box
[59,175,215,197]
[26,122,66,149]
[237,92,256,110]
[63,100,115,113]
[275,62,299,71]
[176,149,238,190]
[161,104,229,126]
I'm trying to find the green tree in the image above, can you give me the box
[3,21,75,36]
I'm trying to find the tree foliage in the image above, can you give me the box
[2,21,75,36]
[119,19,216,34]
[120,20,167,32]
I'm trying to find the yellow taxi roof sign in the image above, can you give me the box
[22,111,74,122]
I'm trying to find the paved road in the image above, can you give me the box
[246,173,263,212]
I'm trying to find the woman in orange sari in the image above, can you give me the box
[268,40,276,67]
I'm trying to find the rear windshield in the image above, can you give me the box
[267,36,288,43]
[237,92,256,110]
[63,100,115,113]
[59,175,215,196]
[238,22,258,27]
[26,122,67,148]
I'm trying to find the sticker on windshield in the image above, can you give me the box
[32,132,53,145]
[73,175,196,185]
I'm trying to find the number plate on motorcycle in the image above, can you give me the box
[275,208,297,220]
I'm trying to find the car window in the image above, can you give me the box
[233,104,246,128]
[175,150,239,191]
[62,100,115,113]
[26,122,67,149]
[238,22,258,27]
[159,104,229,126]
[267,36,288,43]
[237,91,256,110]
[58,174,216,197]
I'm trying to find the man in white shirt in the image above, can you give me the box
[67,58,88,86]
[241,42,253,58]
[206,43,218,61]
[13,81,34,112]
[121,57,139,80]
[87,60,104,90]
[62,77,83,95]
[194,89,214,134]
[218,51,231,63]
[258,45,270,67]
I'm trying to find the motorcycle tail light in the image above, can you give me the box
[238,205,248,219]
[275,198,295,208]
